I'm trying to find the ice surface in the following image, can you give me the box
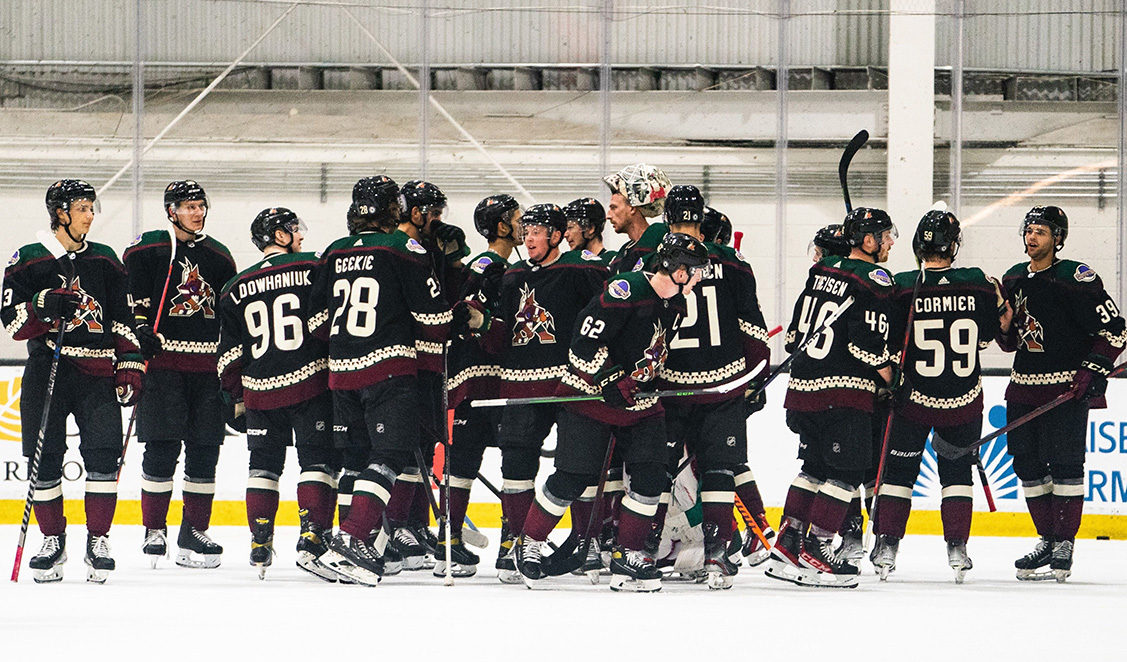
[2,525,1124,660]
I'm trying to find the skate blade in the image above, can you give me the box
[175,550,221,569]
[432,561,477,578]
[796,572,860,589]
[521,574,550,590]
[706,571,734,590]
[462,528,489,549]
[497,568,524,585]
[1016,569,1055,581]
[296,552,341,583]
[32,567,65,584]
[398,554,427,571]
[586,569,601,585]
[608,574,662,593]
[877,565,894,581]
[764,559,808,585]
[1053,569,1071,583]
[85,563,112,584]
[382,561,403,576]
[321,557,381,586]
[745,550,770,567]
[256,564,267,580]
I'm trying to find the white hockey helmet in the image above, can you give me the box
[603,163,671,218]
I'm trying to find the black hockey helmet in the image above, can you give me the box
[701,207,732,245]
[656,232,710,275]
[351,175,403,234]
[400,180,447,226]
[474,194,521,240]
[843,207,897,248]
[46,179,96,224]
[520,203,567,236]
[1022,205,1068,250]
[251,207,305,252]
[164,180,208,215]
[809,223,851,261]
[663,185,705,226]
[563,197,606,236]
[913,209,962,261]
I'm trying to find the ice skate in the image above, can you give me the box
[250,517,274,580]
[764,520,814,585]
[741,521,776,567]
[946,541,973,584]
[798,531,860,588]
[515,535,548,588]
[84,534,115,584]
[581,538,605,584]
[608,546,662,593]
[703,523,738,590]
[597,522,617,569]
[142,528,168,569]
[29,533,66,584]
[410,522,438,570]
[1050,540,1073,583]
[495,521,522,584]
[1015,536,1054,581]
[834,515,865,565]
[176,521,223,569]
[433,535,480,578]
[294,511,340,583]
[324,531,383,586]
[870,534,899,581]
[388,521,427,570]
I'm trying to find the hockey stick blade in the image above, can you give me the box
[838,130,869,213]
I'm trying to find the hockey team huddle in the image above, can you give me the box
[3,162,1124,591]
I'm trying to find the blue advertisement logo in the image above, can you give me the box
[912,405,1018,500]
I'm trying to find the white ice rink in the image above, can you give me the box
[2,525,1124,661]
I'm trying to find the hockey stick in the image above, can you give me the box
[745,296,856,401]
[975,456,997,512]
[12,252,75,582]
[839,130,869,213]
[733,231,744,252]
[117,228,178,479]
[469,359,765,409]
[543,433,618,577]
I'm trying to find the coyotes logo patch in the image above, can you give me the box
[630,320,669,382]
[59,275,103,333]
[168,258,216,319]
[512,283,556,346]
[1013,292,1044,352]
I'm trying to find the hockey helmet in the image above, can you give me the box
[809,224,851,261]
[701,207,732,246]
[164,180,209,215]
[913,209,962,261]
[351,175,403,233]
[563,197,606,236]
[474,194,521,239]
[843,207,897,248]
[520,203,567,236]
[1022,205,1068,250]
[603,163,671,218]
[656,232,710,275]
[46,179,96,219]
[401,180,447,218]
[663,185,705,226]
[251,207,306,251]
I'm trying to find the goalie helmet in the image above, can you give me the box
[1022,205,1068,250]
[473,194,520,239]
[663,185,705,226]
[913,209,962,260]
[250,207,305,251]
[656,232,709,274]
[701,207,732,245]
[603,163,671,218]
[520,203,567,235]
[563,197,606,236]
[809,223,851,261]
[843,207,896,247]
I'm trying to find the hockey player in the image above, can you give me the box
[869,210,1009,583]
[216,207,340,581]
[767,207,897,588]
[605,163,672,276]
[2,180,144,583]
[657,186,771,589]
[440,193,524,578]
[700,207,732,246]
[309,176,452,585]
[562,197,612,259]
[809,224,851,262]
[515,232,705,593]
[123,180,236,569]
[998,206,1125,582]
[475,203,608,582]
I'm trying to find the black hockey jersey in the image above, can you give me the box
[217,252,328,410]
[482,249,608,399]
[447,250,509,408]
[309,230,452,391]
[558,270,686,425]
[783,256,893,414]
[659,243,771,402]
[122,230,236,373]
[889,267,1002,426]
[999,259,1126,408]
[607,222,668,276]
[2,234,141,377]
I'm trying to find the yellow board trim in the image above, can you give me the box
[2,500,1125,539]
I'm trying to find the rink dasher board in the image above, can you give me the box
[0,367,1125,531]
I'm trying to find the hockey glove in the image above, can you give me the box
[433,222,471,265]
[1072,354,1112,401]
[32,288,81,324]
[597,367,637,409]
[477,260,506,311]
[219,390,247,433]
[875,363,907,407]
[743,378,766,418]
[114,359,145,407]
[452,299,489,340]
[134,323,164,360]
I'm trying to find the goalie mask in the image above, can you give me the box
[603,163,671,218]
